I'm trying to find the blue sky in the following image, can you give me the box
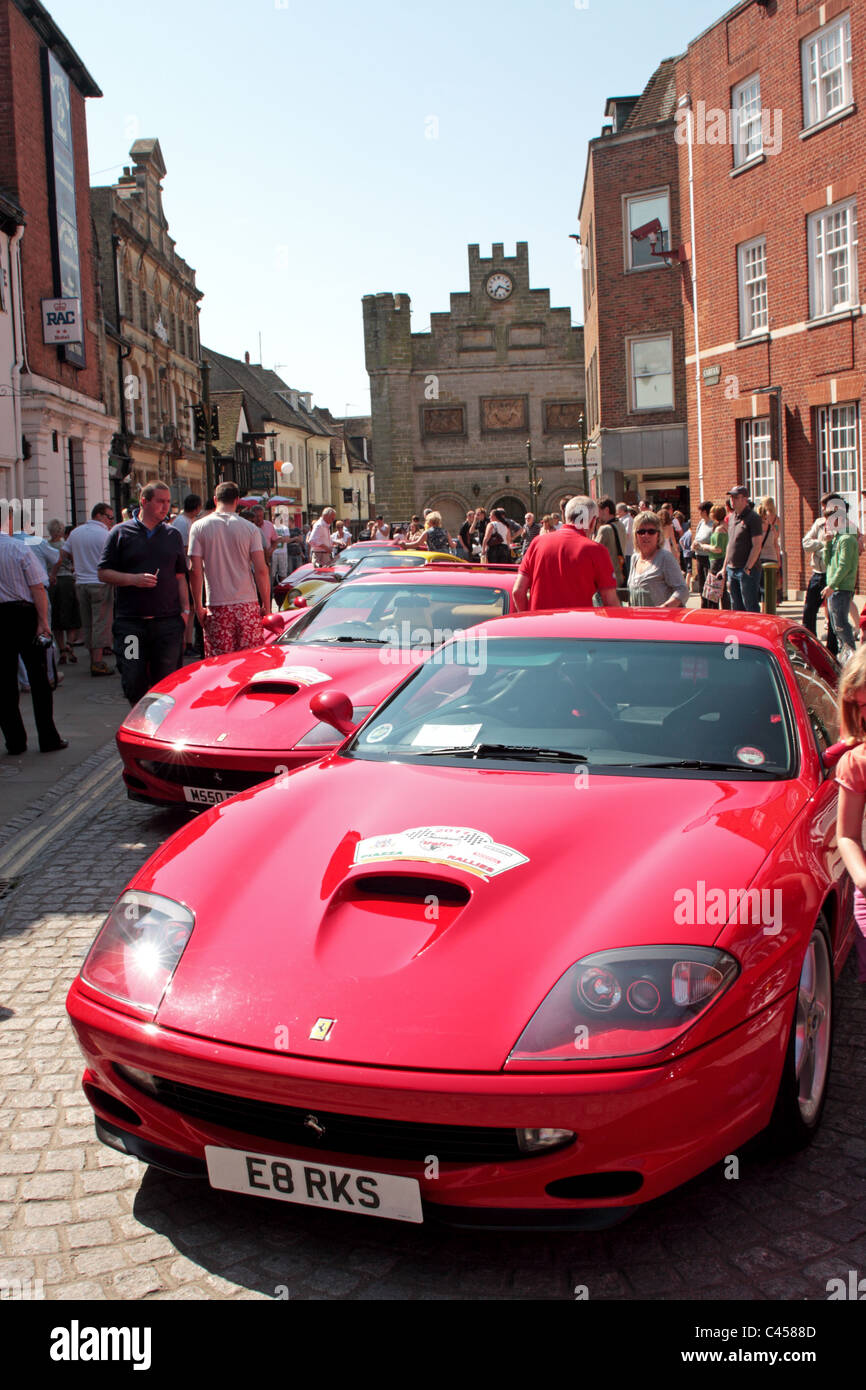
[48,0,725,414]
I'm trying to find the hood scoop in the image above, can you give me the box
[314,873,472,977]
[242,679,301,698]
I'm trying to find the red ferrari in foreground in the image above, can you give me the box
[68,610,853,1228]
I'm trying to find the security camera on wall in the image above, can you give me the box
[630,217,685,266]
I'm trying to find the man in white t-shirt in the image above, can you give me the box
[64,502,116,676]
[169,494,202,550]
[307,508,336,567]
[615,503,634,568]
[189,482,271,656]
[170,494,202,651]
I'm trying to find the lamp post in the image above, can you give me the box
[577,410,590,496]
[525,440,542,511]
[200,358,215,499]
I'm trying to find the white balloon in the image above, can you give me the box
[280,461,294,478]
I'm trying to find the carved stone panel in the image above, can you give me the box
[544,401,585,433]
[422,405,466,436]
[480,396,528,432]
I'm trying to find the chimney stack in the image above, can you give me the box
[245,351,250,364]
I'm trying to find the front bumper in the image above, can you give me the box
[115,731,329,806]
[68,980,793,1223]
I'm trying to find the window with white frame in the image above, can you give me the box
[817,403,860,514]
[741,418,774,500]
[628,335,673,410]
[738,237,768,336]
[802,15,853,127]
[808,200,858,318]
[625,190,670,269]
[732,74,763,166]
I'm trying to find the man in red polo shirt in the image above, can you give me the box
[513,495,620,611]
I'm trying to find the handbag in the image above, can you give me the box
[702,569,725,603]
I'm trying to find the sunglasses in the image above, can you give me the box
[636,528,659,537]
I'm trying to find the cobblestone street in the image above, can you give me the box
[1,745,865,1302]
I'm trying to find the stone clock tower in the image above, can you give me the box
[363,243,585,529]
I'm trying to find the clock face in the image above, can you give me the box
[485,272,513,301]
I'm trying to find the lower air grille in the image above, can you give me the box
[127,1073,539,1163]
[139,761,270,792]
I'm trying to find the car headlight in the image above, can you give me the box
[121,692,175,736]
[507,947,739,1064]
[80,891,194,1016]
[295,706,373,748]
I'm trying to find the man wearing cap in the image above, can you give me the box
[725,485,763,612]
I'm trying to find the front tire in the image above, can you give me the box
[765,919,834,1153]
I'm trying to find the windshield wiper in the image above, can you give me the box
[304,635,387,645]
[609,758,777,775]
[414,743,588,762]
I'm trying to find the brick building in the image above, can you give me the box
[0,0,115,522]
[675,0,864,593]
[0,189,25,501]
[91,139,205,510]
[363,242,585,530]
[578,64,690,511]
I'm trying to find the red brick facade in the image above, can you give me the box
[676,0,865,592]
[0,0,103,400]
[583,128,687,430]
[578,74,690,508]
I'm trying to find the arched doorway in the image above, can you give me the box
[424,492,470,533]
[489,493,527,524]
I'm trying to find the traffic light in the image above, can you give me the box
[210,404,220,439]
[193,401,208,446]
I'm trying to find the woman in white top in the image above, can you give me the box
[482,508,512,563]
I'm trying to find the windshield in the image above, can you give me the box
[346,637,795,776]
[350,552,426,575]
[339,545,402,567]
[278,582,510,648]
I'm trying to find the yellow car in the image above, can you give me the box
[279,548,468,610]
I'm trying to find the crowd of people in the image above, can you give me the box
[3,478,864,757]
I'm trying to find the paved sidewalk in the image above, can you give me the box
[1,652,129,830]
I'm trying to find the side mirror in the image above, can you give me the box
[821,739,849,771]
[292,596,307,609]
[309,689,356,736]
[262,614,288,633]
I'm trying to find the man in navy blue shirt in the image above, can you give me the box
[98,482,188,705]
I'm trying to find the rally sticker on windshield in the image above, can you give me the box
[736,745,766,766]
[353,826,529,880]
[411,723,482,748]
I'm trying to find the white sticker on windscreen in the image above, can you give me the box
[736,745,766,766]
[411,723,481,748]
[353,826,529,880]
[365,723,392,743]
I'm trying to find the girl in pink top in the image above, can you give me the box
[834,647,866,983]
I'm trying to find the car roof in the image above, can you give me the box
[446,607,798,647]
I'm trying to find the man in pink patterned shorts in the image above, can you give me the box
[189,482,271,657]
